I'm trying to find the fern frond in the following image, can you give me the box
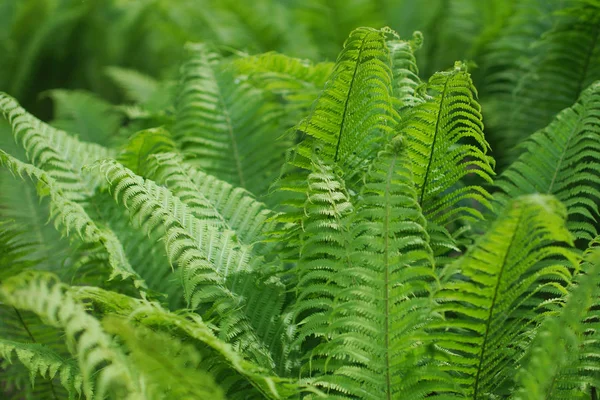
[74,286,310,399]
[95,159,280,369]
[284,27,397,180]
[103,317,226,400]
[0,272,139,399]
[432,195,579,398]
[513,246,600,400]
[233,52,333,113]
[399,62,495,228]
[173,43,285,196]
[490,0,600,159]
[0,339,82,399]
[388,31,424,112]
[0,92,114,196]
[0,150,144,287]
[494,81,600,241]
[105,66,161,104]
[294,140,447,398]
[147,151,278,249]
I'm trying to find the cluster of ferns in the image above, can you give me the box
[1,1,600,399]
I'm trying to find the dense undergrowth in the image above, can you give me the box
[1,0,600,399]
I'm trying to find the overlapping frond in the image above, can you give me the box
[0,93,114,196]
[432,195,578,399]
[0,150,143,287]
[73,286,307,399]
[0,339,82,399]
[399,62,495,228]
[0,272,139,399]
[494,81,600,241]
[103,318,226,400]
[513,245,600,400]
[95,159,280,368]
[291,141,450,398]
[145,151,278,248]
[388,31,424,112]
[173,43,285,196]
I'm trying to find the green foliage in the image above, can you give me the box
[1,2,600,399]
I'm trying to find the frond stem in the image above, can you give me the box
[334,31,371,162]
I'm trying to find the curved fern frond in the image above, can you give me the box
[388,31,425,112]
[0,339,82,399]
[103,318,226,400]
[147,151,278,249]
[399,62,495,228]
[233,51,333,112]
[173,43,285,196]
[104,66,161,105]
[513,246,600,400]
[432,195,578,399]
[0,150,144,287]
[74,286,309,399]
[0,272,139,399]
[284,27,398,179]
[490,1,600,159]
[494,81,600,241]
[95,159,279,369]
[0,93,114,196]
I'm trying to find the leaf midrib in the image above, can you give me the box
[383,152,397,400]
[418,75,451,206]
[334,31,372,162]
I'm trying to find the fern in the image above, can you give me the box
[2,10,600,399]
[173,43,285,196]
[399,62,495,228]
[0,272,139,399]
[432,195,579,398]
[0,339,82,399]
[513,245,600,400]
[494,81,600,241]
[0,150,143,287]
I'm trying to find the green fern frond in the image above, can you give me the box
[284,27,398,179]
[399,62,495,228]
[0,339,82,399]
[95,159,279,368]
[388,31,424,112]
[432,195,579,399]
[73,286,309,399]
[117,127,177,176]
[0,150,144,287]
[490,0,600,159]
[513,246,600,400]
[173,43,285,196]
[0,271,139,399]
[147,151,278,248]
[103,318,226,400]
[0,92,114,196]
[105,66,161,104]
[494,81,600,241]
[233,52,333,114]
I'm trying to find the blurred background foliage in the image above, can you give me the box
[0,0,599,168]
[0,0,516,113]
